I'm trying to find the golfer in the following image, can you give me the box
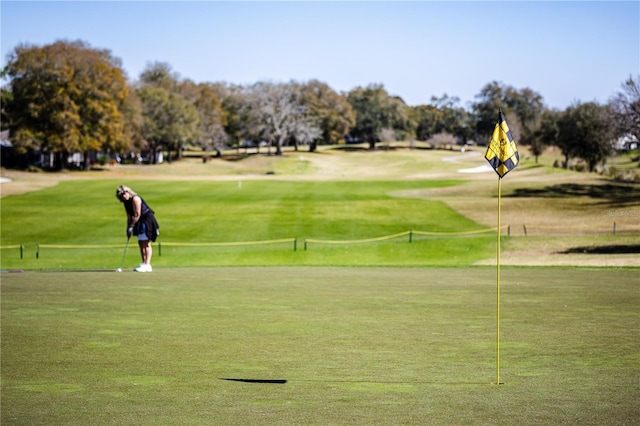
[115,185,160,272]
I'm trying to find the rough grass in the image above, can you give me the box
[1,267,638,425]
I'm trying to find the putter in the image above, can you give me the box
[116,236,131,272]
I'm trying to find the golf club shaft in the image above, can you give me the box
[118,236,130,270]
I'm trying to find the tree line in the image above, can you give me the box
[1,40,638,171]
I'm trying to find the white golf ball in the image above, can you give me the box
[116,268,122,272]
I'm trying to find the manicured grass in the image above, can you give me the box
[1,267,638,425]
[1,179,500,270]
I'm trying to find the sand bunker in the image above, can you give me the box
[457,164,493,173]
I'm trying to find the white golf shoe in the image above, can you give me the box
[134,263,153,272]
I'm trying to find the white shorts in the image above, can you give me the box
[137,223,149,241]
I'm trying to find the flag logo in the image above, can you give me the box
[485,109,519,178]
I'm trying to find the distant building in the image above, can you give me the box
[0,130,18,168]
[614,134,639,151]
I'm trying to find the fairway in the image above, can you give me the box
[1,267,638,425]
[0,178,498,270]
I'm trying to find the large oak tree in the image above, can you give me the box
[557,102,614,171]
[137,63,200,162]
[244,81,320,155]
[300,79,355,148]
[347,84,408,149]
[2,40,131,169]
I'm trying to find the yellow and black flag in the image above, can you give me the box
[485,109,519,178]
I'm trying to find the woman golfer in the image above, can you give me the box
[115,185,160,272]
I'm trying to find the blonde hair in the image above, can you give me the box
[115,185,137,200]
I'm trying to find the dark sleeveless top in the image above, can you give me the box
[123,196,153,218]
[123,196,160,242]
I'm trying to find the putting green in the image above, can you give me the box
[2,266,638,425]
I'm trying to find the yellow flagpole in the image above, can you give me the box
[496,177,502,385]
[486,108,518,385]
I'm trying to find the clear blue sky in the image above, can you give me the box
[1,1,638,110]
